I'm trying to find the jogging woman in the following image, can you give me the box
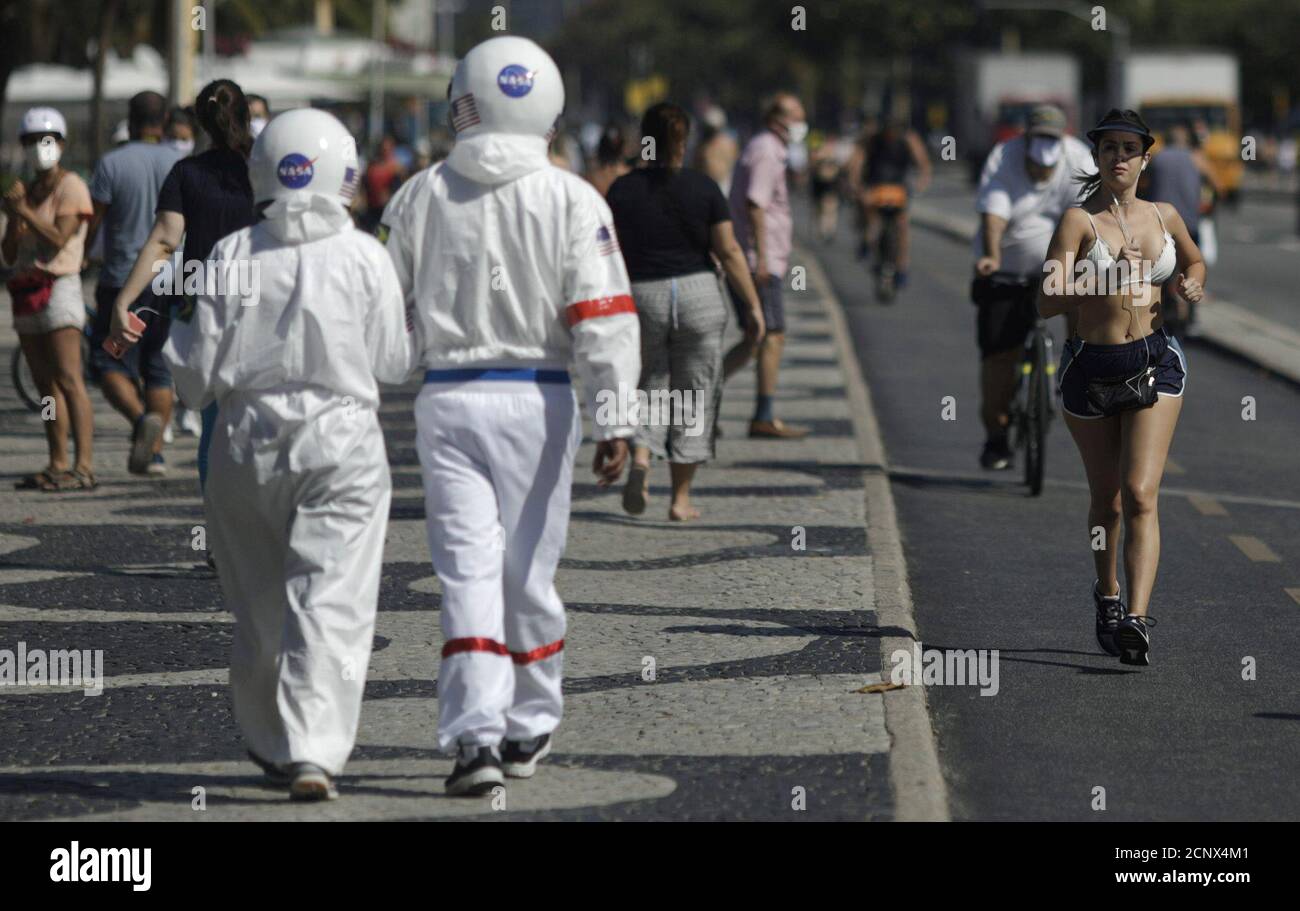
[1038,109,1205,666]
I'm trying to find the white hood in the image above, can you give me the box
[445,133,551,186]
[261,194,354,245]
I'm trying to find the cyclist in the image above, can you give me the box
[847,114,930,288]
[1038,109,1204,666]
[972,104,1094,470]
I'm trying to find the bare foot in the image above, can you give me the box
[669,503,700,522]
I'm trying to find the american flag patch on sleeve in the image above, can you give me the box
[596,225,620,257]
[450,93,481,133]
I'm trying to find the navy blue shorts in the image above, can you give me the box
[89,284,173,389]
[1058,330,1187,420]
[729,274,786,334]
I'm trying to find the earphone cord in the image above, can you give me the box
[1112,194,1152,379]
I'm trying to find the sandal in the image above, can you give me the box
[622,463,649,515]
[14,468,58,490]
[39,469,98,492]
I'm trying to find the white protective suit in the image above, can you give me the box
[165,110,417,775]
[383,36,640,752]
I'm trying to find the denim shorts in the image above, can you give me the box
[89,284,173,389]
[1058,330,1187,419]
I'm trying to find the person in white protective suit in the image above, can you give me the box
[382,35,640,796]
[164,108,417,801]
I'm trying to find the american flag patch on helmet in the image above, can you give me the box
[596,225,620,257]
[450,93,481,132]
[341,166,357,201]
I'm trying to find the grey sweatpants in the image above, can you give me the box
[630,271,729,463]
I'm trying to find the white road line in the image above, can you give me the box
[1229,535,1281,563]
[1187,493,1228,516]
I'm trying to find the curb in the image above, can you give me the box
[798,245,951,823]
[910,205,1300,389]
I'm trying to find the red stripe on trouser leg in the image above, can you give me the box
[564,295,636,326]
[441,637,510,659]
[510,639,564,665]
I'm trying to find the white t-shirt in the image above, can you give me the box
[972,134,1096,278]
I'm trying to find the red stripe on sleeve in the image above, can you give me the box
[442,637,510,659]
[565,295,636,327]
[510,639,565,665]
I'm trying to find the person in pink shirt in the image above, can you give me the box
[723,93,808,439]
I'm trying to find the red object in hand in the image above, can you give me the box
[102,310,147,360]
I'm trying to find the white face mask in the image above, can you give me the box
[25,136,63,172]
[249,117,268,138]
[785,121,809,145]
[1027,135,1063,168]
[167,138,195,156]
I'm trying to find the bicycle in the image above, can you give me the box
[994,273,1057,497]
[864,183,908,303]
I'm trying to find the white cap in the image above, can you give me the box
[448,36,564,140]
[20,106,67,139]
[249,108,359,209]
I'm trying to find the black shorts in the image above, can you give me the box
[89,284,173,389]
[971,275,1037,356]
[730,274,786,334]
[1058,331,1187,419]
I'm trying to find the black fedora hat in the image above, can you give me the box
[1086,108,1154,150]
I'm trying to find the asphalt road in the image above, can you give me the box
[807,203,1300,820]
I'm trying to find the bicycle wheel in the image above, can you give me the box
[875,211,898,302]
[11,346,43,414]
[1024,331,1049,496]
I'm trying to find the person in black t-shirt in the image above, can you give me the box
[607,102,764,522]
[108,79,257,506]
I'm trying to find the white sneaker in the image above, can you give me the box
[179,409,203,437]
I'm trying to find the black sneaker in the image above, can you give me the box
[289,762,338,801]
[979,438,1013,470]
[1115,615,1157,667]
[129,413,164,475]
[501,733,553,779]
[248,749,291,788]
[446,743,505,796]
[1093,581,1124,657]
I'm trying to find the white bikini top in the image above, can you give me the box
[1083,203,1177,285]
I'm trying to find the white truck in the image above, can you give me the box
[1123,50,1242,200]
[954,51,1081,183]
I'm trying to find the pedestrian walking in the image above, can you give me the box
[86,90,184,476]
[607,101,764,521]
[382,36,640,795]
[108,79,257,511]
[163,109,416,801]
[723,92,810,438]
